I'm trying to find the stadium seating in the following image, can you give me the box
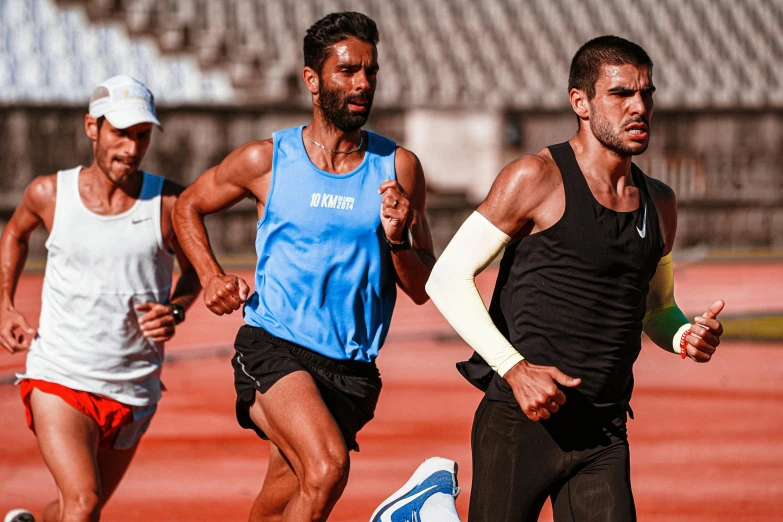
[2,0,780,108]
[3,0,783,252]
[0,0,235,104]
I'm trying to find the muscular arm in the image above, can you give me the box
[643,178,723,361]
[134,182,203,341]
[384,148,435,304]
[426,154,580,421]
[474,154,557,237]
[425,155,555,372]
[172,141,271,315]
[174,141,270,279]
[161,181,201,312]
[0,175,56,352]
[642,180,687,352]
[169,236,201,311]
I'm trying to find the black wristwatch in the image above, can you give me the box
[169,303,186,325]
[385,226,412,252]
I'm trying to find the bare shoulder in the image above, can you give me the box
[23,173,58,211]
[643,173,677,221]
[477,149,562,237]
[488,149,560,203]
[219,139,274,182]
[177,139,274,214]
[642,172,678,253]
[394,146,421,174]
[394,146,424,193]
[644,175,676,206]
[238,138,274,167]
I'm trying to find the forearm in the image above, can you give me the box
[172,200,225,283]
[391,249,434,305]
[643,253,691,354]
[644,305,690,353]
[0,230,29,310]
[169,267,201,311]
[425,212,524,376]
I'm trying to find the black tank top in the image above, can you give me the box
[459,142,664,414]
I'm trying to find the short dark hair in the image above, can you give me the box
[568,35,653,100]
[304,12,379,75]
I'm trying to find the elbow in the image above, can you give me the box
[171,198,185,230]
[424,274,437,301]
[403,277,432,306]
[172,197,198,232]
[423,270,443,306]
[172,197,188,222]
[410,291,430,306]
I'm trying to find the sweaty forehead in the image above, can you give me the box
[597,63,652,88]
[326,38,376,66]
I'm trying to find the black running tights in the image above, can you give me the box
[468,397,636,522]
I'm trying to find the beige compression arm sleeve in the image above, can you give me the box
[425,212,525,376]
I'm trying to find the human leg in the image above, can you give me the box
[247,371,350,522]
[93,402,155,506]
[248,443,299,522]
[39,448,137,522]
[29,388,102,522]
[25,379,145,522]
[468,397,564,522]
[551,436,636,522]
[95,445,140,504]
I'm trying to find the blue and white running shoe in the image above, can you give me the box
[4,509,35,522]
[370,457,461,522]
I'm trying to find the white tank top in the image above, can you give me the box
[19,167,174,406]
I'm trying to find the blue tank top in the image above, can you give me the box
[243,125,398,362]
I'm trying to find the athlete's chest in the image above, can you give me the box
[57,216,160,265]
[268,168,384,236]
[557,202,662,286]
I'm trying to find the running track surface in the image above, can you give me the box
[2,261,782,521]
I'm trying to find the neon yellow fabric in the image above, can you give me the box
[643,253,690,353]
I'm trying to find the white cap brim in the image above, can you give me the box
[104,107,163,131]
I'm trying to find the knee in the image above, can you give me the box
[61,490,101,521]
[301,452,350,499]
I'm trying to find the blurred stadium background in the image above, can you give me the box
[3,0,783,259]
[2,2,783,521]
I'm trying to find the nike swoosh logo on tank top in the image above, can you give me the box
[636,203,647,238]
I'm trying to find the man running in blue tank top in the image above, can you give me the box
[173,12,436,522]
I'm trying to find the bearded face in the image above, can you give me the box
[318,82,373,132]
[92,118,152,184]
[589,105,651,157]
[582,63,654,157]
[309,37,378,133]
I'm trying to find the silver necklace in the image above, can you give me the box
[306,126,363,154]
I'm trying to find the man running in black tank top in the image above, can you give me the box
[426,36,725,521]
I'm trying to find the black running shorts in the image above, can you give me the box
[232,325,382,451]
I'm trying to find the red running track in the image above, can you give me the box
[1,262,782,521]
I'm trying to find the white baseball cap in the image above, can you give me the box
[88,75,162,130]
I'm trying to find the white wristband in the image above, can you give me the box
[673,323,691,354]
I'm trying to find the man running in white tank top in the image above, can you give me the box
[0,75,201,522]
